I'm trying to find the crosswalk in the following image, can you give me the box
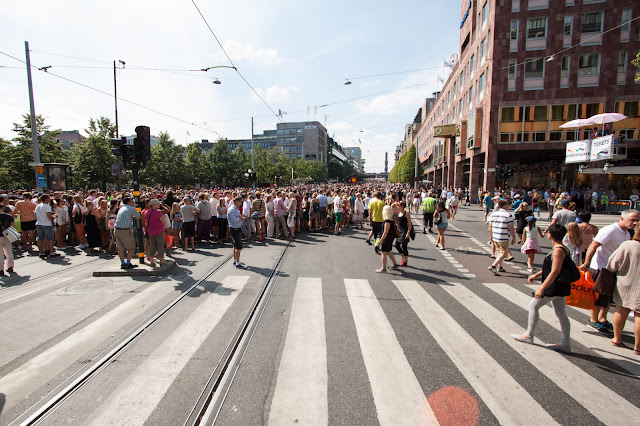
[5,275,639,425]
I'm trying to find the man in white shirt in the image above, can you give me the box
[580,209,640,332]
[35,194,60,259]
[242,194,253,238]
[333,190,343,235]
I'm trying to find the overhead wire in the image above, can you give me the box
[0,50,225,138]
[346,65,447,81]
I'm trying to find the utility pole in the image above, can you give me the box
[251,117,255,190]
[25,41,42,192]
[114,60,122,190]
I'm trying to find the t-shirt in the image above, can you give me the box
[210,197,219,218]
[243,200,252,216]
[180,204,197,223]
[590,223,630,270]
[369,198,385,222]
[317,194,328,208]
[144,209,165,237]
[197,200,212,220]
[334,197,343,213]
[295,194,303,211]
[552,209,577,227]
[35,203,52,227]
[252,199,265,215]
[489,209,515,242]
[363,197,371,209]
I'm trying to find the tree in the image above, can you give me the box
[184,142,206,186]
[70,117,116,190]
[205,139,237,187]
[0,138,12,188]
[633,50,640,82]
[4,113,66,188]
[139,131,186,187]
[390,144,423,184]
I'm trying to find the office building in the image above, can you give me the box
[414,0,640,197]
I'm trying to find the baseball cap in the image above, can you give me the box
[560,199,570,207]
[526,216,536,222]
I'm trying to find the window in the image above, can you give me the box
[534,106,547,121]
[563,15,573,35]
[552,105,564,120]
[624,101,639,118]
[479,72,485,94]
[508,60,517,80]
[480,38,486,61]
[618,51,628,74]
[585,103,599,117]
[502,107,515,122]
[568,104,577,119]
[581,11,603,33]
[524,58,544,78]
[460,70,464,90]
[549,131,562,141]
[453,81,457,95]
[578,53,600,75]
[621,8,632,31]
[510,20,519,40]
[527,17,547,38]
[561,55,570,77]
[469,85,474,104]
[470,55,475,73]
[482,2,487,25]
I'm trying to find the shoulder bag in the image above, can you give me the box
[556,247,581,284]
[2,225,20,243]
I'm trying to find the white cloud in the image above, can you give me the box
[253,86,299,104]
[354,85,428,116]
[328,121,352,131]
[221,40,280,64]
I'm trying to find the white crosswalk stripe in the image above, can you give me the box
[86,275,250,426]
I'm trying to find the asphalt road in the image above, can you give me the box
[0,207,638,425]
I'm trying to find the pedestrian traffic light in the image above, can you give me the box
[121,144,135,166]
[111,136,127,157]
[134,125,151,166]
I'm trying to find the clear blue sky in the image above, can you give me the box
[1,0,459,172]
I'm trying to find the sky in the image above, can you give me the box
[0,0,459,173]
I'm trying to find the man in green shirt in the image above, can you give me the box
[365,191,385,253]
[422,192,436,234]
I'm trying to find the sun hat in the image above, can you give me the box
[149,199,161,206]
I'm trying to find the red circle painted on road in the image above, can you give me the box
[426,386,478,426]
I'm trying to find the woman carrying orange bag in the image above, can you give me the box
[566,271,597,310]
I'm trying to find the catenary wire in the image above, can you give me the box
[0,50,225,138]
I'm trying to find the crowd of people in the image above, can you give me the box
[1,182,638,355]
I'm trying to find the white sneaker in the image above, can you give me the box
[527,268,534,273]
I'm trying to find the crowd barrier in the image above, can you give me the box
[606,200,632,214]
[635,201,640,211]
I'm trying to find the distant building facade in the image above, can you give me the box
[57,130,85,150]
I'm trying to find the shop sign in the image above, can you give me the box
[590,135,613,162]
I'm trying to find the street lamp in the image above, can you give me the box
[199,65,237,85]
[344,79,352,85]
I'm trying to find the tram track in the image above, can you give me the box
[14,240,291,426]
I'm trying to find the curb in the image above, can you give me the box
[92,259,176,277]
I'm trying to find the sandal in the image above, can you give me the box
[505,257,515,262]
[611,341,629,349]
[375,268,387,273]
[634,349,640,356]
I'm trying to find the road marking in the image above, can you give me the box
[0,282,171,411]
[86,276,250,426]
[463,273,476,278]
[441,282,640,424]
[270,278,327,425]
[483,282,640,377]
[0,276,75,304]
[345,279,437,425]
[393,280,557,426]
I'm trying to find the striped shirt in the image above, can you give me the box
[489,209,515,242]
[114,204,140,229]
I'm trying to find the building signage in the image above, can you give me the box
[565,140,591,164]
[460,0,472,28]
[590,135,613,162]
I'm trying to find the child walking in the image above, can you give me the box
[521,216,543,273]
[563,222,583,265]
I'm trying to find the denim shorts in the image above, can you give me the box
[36,225,54,241]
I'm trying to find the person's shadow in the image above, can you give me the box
[0,393,5,415]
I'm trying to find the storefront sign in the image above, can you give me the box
[590,135,613,162]
[565,140,591,164]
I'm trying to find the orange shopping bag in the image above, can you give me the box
[566,271,597,310]
[164,234,173,249]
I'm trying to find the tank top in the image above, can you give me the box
[541,247,571,297]
[396,213,408,232]
[528,226,539,240]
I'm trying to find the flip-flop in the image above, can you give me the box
[634,349,640,355]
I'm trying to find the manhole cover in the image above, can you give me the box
[64,279,113,294]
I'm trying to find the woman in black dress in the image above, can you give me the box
[515,202,533,244]
[83,200,102,254]
[394,201,413,267]
[376,205,400,273]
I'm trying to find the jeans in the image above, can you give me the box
[526,296,571,347]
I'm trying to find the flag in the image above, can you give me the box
[358,139,362,145]
[186,130,190,136]
[279,109,288,116]
[444,60,454,69]
[437,76,445,84]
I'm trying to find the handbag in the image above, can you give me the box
[556,248,580,284]
[593,268,616,296]
[2,225,20,243]
[409,227,415,241]
[164,233,174,249]
[566,271,597,310]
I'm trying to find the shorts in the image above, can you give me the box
[483,206,491,214]
[36,225,54,241]
[494,240,510,256]
[524,249,537,255]
[436,222,448,230]
[182,221,195,238]
[335,212,343,223]
[319,207,327,218]
[230,227,243,250]
[589,268,613,308]
[21,220,36,231]
[211,217,218,227]
[364,209,368,219]
[115,228,136,250]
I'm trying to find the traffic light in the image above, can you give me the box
[87,170,98,182]
[251,172,257,181]
[134,125,151,166]
[121,144,135,166]
[504,164,513,179]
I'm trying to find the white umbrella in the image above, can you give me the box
[559,118,593,128]
[587,112,627,125]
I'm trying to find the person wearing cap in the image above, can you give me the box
[114,197,140,269]
[145,199,170,266]
[544,198,576,234]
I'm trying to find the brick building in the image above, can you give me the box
[415,0,640,198]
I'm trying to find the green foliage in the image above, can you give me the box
[70,117,116,190]
[633,51,640,82]
[139,131,186,187]
[3,113,67,189]
[184,141,206,185]
[389,144,422,184]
